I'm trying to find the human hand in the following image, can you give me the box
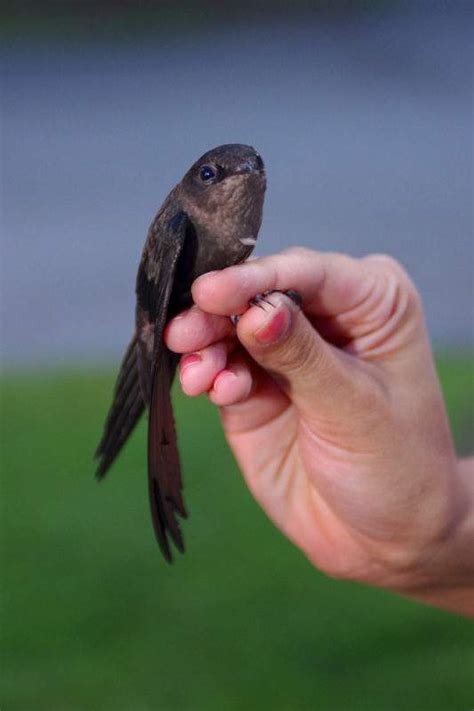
[165,248,474,615]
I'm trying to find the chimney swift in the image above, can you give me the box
[95,144,266,562]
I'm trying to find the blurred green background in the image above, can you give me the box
[1,1,473,709]
[1,356,473,710]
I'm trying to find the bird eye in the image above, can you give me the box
[199,165,216,182]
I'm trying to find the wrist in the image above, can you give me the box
[396,456,474,616]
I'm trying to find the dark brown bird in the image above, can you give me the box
[95,144,266,562]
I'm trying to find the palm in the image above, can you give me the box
[220,362,382,578]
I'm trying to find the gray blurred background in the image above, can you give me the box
[1,0,473,367]
[2,8,473,710]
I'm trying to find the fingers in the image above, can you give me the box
[207,354,254,407]
[234,290,362,423]
[178,338,254,406]
[165,305,233,354]
[174,291,360,420]
[192,248,377,319]
[167,304,255,404]
[169,249,420,422]
[192,249,424,358]
[178,340,230,396]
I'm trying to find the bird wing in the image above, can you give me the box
[95,335,145,479]
[137,211,191,562]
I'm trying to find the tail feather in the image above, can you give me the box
[95,336,145,479]
[148,347,187,562]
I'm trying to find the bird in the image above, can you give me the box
[95,144,266,562]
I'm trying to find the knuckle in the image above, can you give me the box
[366,253,409,284]
[364,252,402,273]
[280,246,313,261]
[403,281,422,320]
[365,253,422,319]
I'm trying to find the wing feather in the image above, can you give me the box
[144,211,191,561]
[95,335,145,479]
[96,210,192,562]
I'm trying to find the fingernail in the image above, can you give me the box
[255,307,291,344]
[180,353,202,374]
[213,369,237,393]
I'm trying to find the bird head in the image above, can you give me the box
[180,143,266,251]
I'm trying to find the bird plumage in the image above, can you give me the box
[95,144,266,561]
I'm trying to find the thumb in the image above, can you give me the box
[236,291,360,423]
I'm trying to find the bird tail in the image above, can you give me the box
[148,347,187,562]
[95,335,145,479]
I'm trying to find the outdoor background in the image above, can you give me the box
[1,1,473,709]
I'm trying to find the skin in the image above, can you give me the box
[165,247,474,616]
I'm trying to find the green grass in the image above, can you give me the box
[1,354,473,710]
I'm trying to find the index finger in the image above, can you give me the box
[192,247,377,318]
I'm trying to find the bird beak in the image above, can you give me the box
[235,156,265,176]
